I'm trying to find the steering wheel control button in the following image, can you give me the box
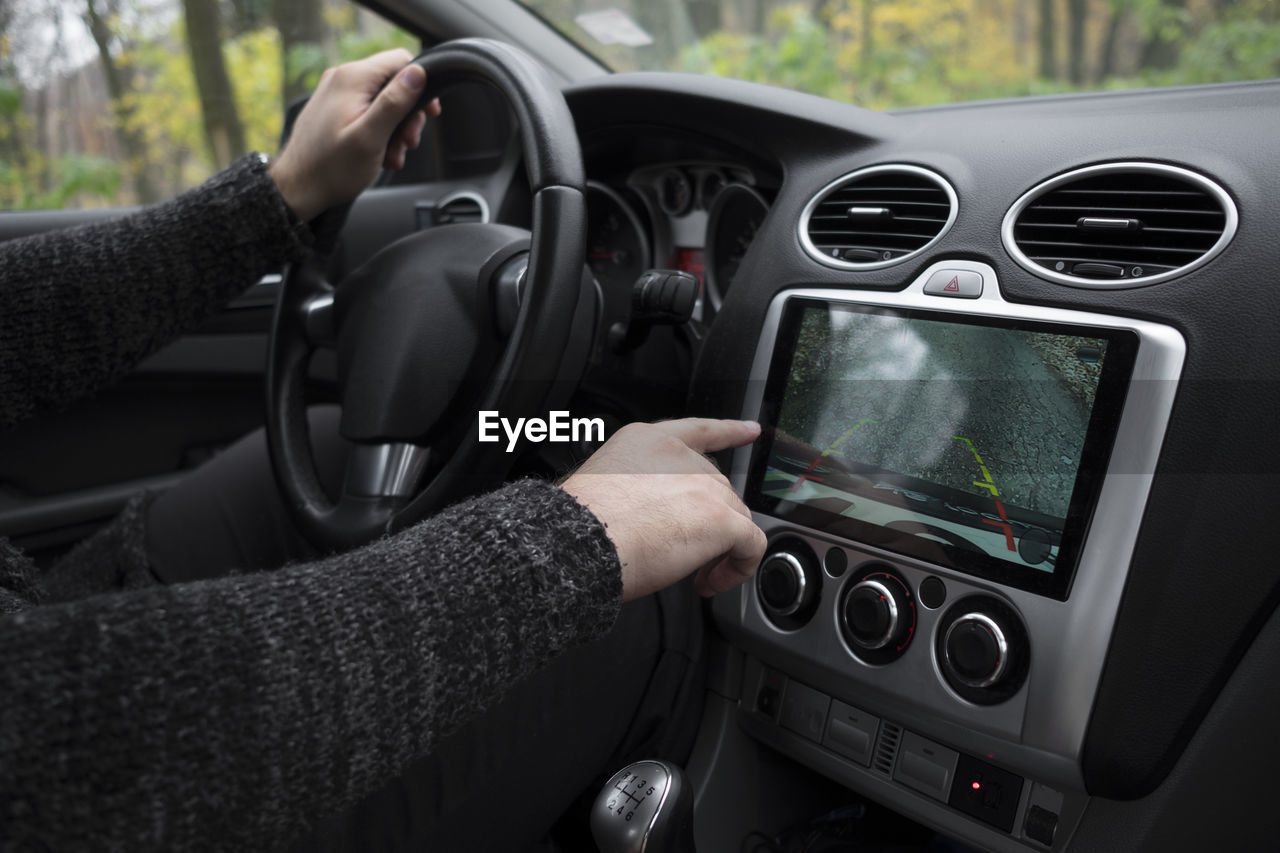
[893,730,959,802]
[756,537,822,630]
[839,566,917,664]
[947,754,1025,833]
[779,680,831,743]
[936,596,1030,704]
[944,614,1009,689]
[822,700,880,767]
[923,268,983,298]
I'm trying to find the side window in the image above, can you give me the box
[0,0,418,211]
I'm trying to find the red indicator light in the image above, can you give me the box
[971,781,982,791]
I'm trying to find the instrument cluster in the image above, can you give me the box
[585,162,773,314]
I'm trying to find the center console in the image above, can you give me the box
[716,260,1184,849]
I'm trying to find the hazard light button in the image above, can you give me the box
[923,269,983,299]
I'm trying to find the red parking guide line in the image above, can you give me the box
[983,499,1016,552]
[956,436,1017,553]
[993,500,1010,522]
[789,472,825,491]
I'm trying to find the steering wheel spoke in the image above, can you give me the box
[345,442,431,499]
[300,292,338,349]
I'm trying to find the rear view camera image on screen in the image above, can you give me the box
[745,300,1138,598]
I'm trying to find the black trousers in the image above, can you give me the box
[143,408,702,851]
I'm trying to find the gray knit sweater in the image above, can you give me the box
[0,155,623,849]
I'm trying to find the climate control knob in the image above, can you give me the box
[935,596,1029,704]
[844,579,900,649]
[943,613,1009,688]
[758,552,808,616]
[755,538,821,630]
[839,567,916,664]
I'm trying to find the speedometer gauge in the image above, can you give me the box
[705,183,770,309]
[586,181,650,296]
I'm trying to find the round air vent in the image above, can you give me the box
[800,164,957,270]
[1002,162,1237,288]
[434,190,490,225]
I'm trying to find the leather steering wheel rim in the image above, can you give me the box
[265,38,588,552]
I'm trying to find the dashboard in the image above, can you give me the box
[388,67,1278,851]
[554,73,1280,852]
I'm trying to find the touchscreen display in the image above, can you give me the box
[745,300,1138,598]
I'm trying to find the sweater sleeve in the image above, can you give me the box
[0,478,622,850]
[0,154,313,429]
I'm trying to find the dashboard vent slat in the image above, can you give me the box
[801,165,957,270]
[1003,163,1237,288]
[809,229,947,242]
[873,721,903,776]
[1015,240,1209,257]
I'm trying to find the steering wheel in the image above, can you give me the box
[266,38,594,552]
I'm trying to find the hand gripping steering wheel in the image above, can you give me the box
[266,39,594,552]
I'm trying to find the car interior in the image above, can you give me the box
[1,0,1278,851]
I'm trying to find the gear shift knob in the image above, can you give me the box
[590,759,695,853]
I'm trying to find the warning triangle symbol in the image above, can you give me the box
[943,275,960,292]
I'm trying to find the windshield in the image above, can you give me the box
[522,0,1280,109]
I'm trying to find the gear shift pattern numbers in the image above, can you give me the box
[604,768,655,819]
[591,759,696,853]
[593,763,665,835]
[606,770,658,821]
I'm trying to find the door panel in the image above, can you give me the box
[0,5,516,560]
[0,175,508,560]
